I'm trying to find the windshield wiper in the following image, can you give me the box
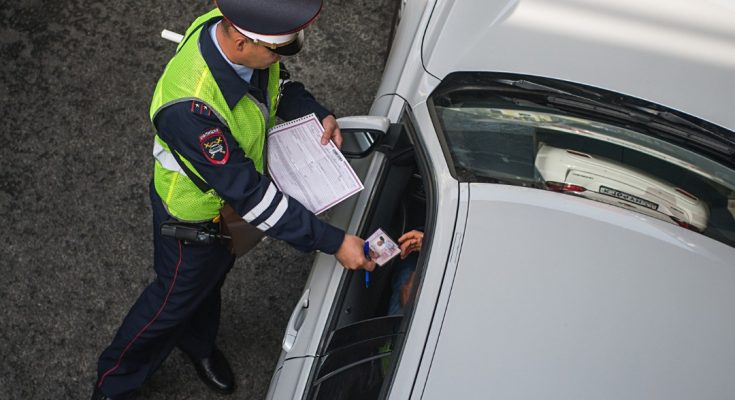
[643,109,733,152]
[498,79,657,124]
[497,78,604,100]
[543,96,735,160]
[546,95,735,157]
[492,77,735,163]
[646,120,734,156]
[546,96,653,124]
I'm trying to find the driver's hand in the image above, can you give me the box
[398,230,424,259]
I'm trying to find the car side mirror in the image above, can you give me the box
[337,116,390,158]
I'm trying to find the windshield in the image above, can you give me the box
[430,75,735,248]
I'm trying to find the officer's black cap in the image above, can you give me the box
[217,0,322,55]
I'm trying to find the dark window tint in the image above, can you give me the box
[310,318,405,400]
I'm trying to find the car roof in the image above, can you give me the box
[421,0,735,132]
[420,184,735,399]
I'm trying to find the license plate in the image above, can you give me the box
[599,185,659,211]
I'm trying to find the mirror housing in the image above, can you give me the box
[337,116,390,158]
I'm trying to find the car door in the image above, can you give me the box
[267,100,462,399]
[266,114,392,399]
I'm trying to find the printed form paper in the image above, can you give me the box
[267,113,364,215]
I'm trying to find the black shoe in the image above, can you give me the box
[188,348,235,394]
[90,385,114,400]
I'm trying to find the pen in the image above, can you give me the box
[363,241,371,288]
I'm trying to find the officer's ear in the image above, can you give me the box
[234,35,248,52]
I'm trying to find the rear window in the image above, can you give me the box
[430,73,735,248]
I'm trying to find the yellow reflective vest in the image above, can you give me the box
[149,8,280,221]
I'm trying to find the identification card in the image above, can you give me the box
[365,228,401,266]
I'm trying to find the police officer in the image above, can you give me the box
[91,1,375,398]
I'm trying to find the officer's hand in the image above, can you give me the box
[321,115,343,149]
[335,234,376,272]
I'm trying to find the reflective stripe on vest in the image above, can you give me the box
[153,139,290,229]
[152,139,184,175]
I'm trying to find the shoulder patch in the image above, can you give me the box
[199,128,229,165]
[190,101,212,116]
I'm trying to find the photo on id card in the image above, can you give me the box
[366,228,400,266]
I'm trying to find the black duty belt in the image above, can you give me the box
[160,220,228,246]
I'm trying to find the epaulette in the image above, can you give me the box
[190,100,213,117]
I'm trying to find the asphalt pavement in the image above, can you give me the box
[0,1,395,398]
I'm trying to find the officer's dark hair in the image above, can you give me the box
[220,17,252,43]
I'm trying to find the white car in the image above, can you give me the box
[267,1,735,399]
[535,143,710,231]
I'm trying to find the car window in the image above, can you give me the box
[310,343,395,400]
[312,332,404,400]
[305,112,428,400]
[323,315,404,351]
[430,73,735,248]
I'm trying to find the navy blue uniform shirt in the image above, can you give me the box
[153,18,344,254]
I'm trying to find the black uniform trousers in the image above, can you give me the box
[96,182,235,398]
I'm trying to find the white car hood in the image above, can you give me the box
[422,0,735,131]
[422,184,735,399]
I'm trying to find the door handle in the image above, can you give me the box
[282,288,310,352]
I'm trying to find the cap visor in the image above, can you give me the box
[272,31,304,56]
